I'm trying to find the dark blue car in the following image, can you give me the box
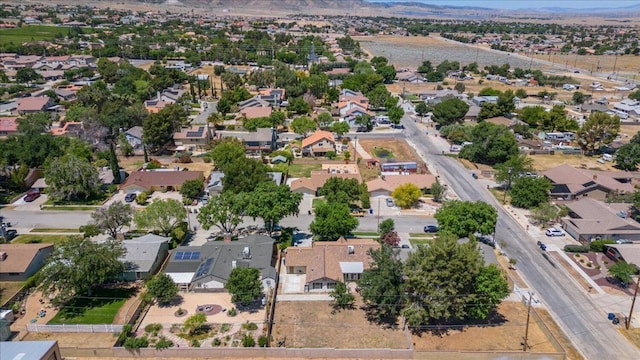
[424,225,439,233]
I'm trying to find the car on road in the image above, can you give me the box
[540,243,547,251]
[545,228,564,237]
[386,198,394,207]
[24,191,40,202]
[125,193,136,202]
[3,229,17,240]
[424,225,439,233]
[401,244,410,249]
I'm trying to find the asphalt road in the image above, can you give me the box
[401,114,640,359]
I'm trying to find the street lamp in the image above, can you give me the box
[503,167,513,203]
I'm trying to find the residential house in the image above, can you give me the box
[0,243,54,281]
[237,106,272,120]
[284,237,380,292]
[396,71,422,83]
[125,126,144,149]
[164,235,276,292]
[464,104,481,122]
[603,244,640,268]
[472,96,499,107]
[119,234,171,281]
[367,174,436,197]
[173,125,213,153]
[16,96,54,115]
[0,101,18,115]
[219,128,277,154]
[238,97,271,110]
[257,88,286,107]
[50,122,83,137]
[0,341,61,359]
[119,170,204,193]
[301,130,335,157]
[290,168,362,196]
[518,138,544,151]
[381,161,418,174]
[0,117,18,138]
[543,164,635,201]
[562,198,640,242]
[206,171,283,195]
[53,88,76,102]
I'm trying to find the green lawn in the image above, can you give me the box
[0,25,79,45]
[410,238,433,247]
[408,233,434,238]
[312,198,326,208]
[42,205,100,211]
[31,228,79,233]
[288,163,322,177]
[48,287,135,325]
[12,234,72,245]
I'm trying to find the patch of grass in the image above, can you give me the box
[0,281,25,305]
[30,228,79,233]
[373,147,394,159]
[443,153,459,158]
[41,205,100,211]
[410,238,432,247]
[312,198,326,208]
[351,231,379,237]
[488,188,510,205]
[408,233,434,238]
[12,234,71,245]
[0,25,81,45]
[288,163,322,177]
[48,287,136,325]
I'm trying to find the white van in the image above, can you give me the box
[602,154,613,162]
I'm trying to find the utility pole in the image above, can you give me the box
[522,292,533,351]
[626,276,640,330]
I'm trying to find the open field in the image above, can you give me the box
[531,53,640,76]
[48,287,136,325]
[410,301,561,353]
[359,138,422,164]
[272,298,408,349]
[529,154,615,172]
[289,162,322,178]
[0,281,24,305]
[0,25,79,45]
[12,234,71,245]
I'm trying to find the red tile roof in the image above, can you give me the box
[0,117,18,133]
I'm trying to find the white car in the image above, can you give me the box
[545,228,564,237]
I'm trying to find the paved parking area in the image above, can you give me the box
[104,190,183,207]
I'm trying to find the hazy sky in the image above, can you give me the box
[369,0,638,9]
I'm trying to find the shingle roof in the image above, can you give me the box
[239,106,272,119]
[0,243,54,274]
[17,96,51,112]
[0,117,18,132]
[120,235,170,273]
[543,164,635,194]
[285,237,380,283]
[301,130,335,148]
[563,198,640,235]
[126,126,143,139]
[290,170,361,193]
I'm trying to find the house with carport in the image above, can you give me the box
[561,198,640,243]
[367,174,436,198]
[119,170,203,193]
[118,234,171,281]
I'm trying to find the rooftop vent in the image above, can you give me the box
[347,245,355,255]
[0,251,6,261]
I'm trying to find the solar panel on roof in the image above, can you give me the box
[174,251,184,260]
[186,127,204,138]
[195,258,214,277]
[190,252,200,260]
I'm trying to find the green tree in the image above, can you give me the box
[509,176,552,208]
[216,97,231,115]
[518,105,546,128]
[220,157,270,194]
[317,177,362,205]
[477,103,502,121]
[415,102,429,121]
[387,105,404,124]
[118,133,134,156]
[358,245,405,320]
[243,117,273,131]
[317,112,334,128]
[146,273,179,304]
[430,179,447,203]
[180,179,204,201]
[38,237,125,305]
[287,97,311,115]
[391,183,422,209]
[133,199,187,236]
[143,104,187,152]
[376,65,396,84]
[367,85,391,109]
[432,98,469,126]
[183,313,207,335]
[468,264,510,320]
[329,281,355,310]
[109,143,121,184]
[515,88,528,99]
[577,112,620,154]
[494,154,535,188]
[136,192,148,205]
[197,192,248,234]
[460,122,518,166]
[402,233,482,325]
[608,261,637,285]
[16,67,43,84]
[310,201,359,240]
[209,138,246,170]
[572,91,586,105]
[225,267,262,305]
[16,112,51,136]
[615,133,640,171]
[454,82,466,94]
[90,201,134,238]
[629,89,640,101]
[530,202,559,226]
[45,153,101,202]
[434,200,497,238]
[79,224,101,238]
[290,116,317,136]
[355,114,373,132]
[378,219,395,238]
[331,121,350,137]
[246,182,302,235]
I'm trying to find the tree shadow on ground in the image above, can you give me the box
[361,304,401,329]
[159,294,184,308]
[236,299,264,314]
[409,309,507,337]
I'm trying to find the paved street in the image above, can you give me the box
[401,113,640,359]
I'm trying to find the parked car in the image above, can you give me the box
[478,235,496,248]
[545,228,564,237]
[401,244,410,249]
[386,198,394,207]
[4,229,17,240]
[540,243,547,251]
[24,191,40,202]
[424,225,439,233]
[124,193,136,202]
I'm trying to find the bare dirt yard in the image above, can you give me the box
[528,154,615,172]
[358,138,423,165]
[272,299,408,349]
[410,301,561,354]
[23,331,117,348]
